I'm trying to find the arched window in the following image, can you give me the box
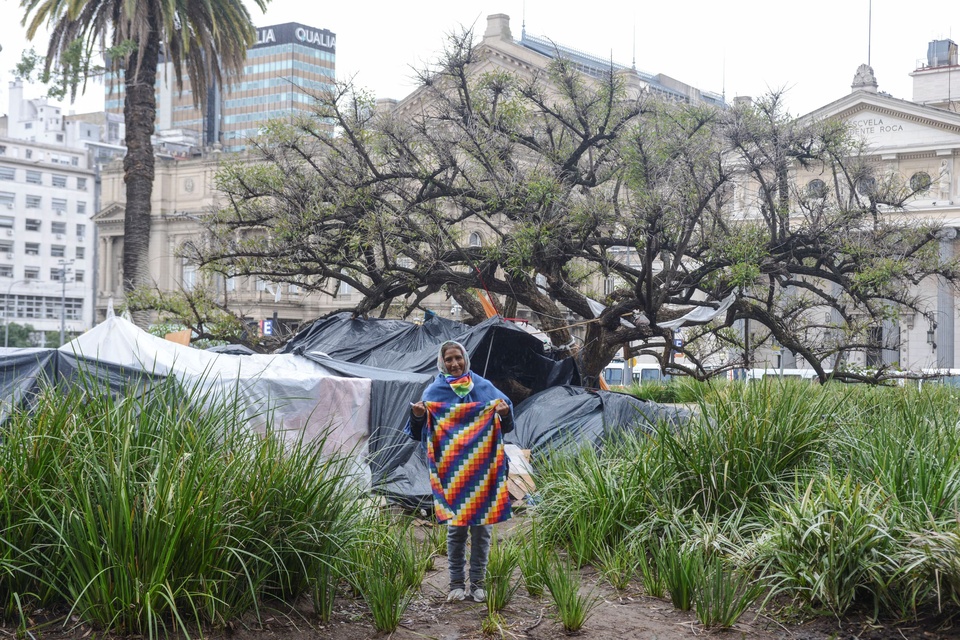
[856,176,876,196]
[468,232,483,247]
[806,179,827,199]
[910,171,932,193]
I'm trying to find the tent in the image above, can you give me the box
[508,385,692,455]
[284,312,580,402]
[0,313,691,507]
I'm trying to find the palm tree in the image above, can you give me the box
[21,0,268,326]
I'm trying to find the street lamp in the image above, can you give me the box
[4,278,30,348]
[58,259,74,347]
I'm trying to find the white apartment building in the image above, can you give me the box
[0,81,104,345]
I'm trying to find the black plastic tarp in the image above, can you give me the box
[507,386,692,455]
[0,349,170,422]
[284,312,579,403]
[0,347,58,419]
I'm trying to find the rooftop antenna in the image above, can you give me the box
[867,0,872,66]
[522,0,526,38]
[632,23,636,70]
[722,55,726,103]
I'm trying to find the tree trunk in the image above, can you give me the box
[122,25,160,328]
[578,321,623,388]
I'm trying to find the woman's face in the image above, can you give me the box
[442,346,466,377]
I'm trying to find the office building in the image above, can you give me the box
[0,81,104,344]
[104,22,336,152]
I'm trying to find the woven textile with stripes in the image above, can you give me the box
[425,400,511,526]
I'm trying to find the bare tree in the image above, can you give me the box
[186,33,959,385]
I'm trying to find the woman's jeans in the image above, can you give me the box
[447,524,492,590]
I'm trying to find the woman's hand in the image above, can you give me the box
[494,399,509,416]
[411,401,426,418]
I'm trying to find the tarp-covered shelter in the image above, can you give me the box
[0,312,691,507]
[508,385,692,455]
[284,312,580,402]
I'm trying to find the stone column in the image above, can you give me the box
[104,236,114,295]
[937,228,957,368]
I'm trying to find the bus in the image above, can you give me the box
[602,361,670,386]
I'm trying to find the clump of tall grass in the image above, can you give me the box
[517,524,549,597]
[694,555,764,628]
[0,371,367,638]
[595,541,636,592]
[341,513,427,632]
[654,541,703,611]
[542,554,600,633]
[485,536,520,613]
[757,475,897,616]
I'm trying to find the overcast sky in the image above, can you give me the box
[0,0,956,118]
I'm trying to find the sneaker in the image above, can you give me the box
[471,587,486,603]
[446,588,467,602]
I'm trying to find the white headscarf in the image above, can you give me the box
[437,340,471,375]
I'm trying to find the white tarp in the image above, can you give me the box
[60,316,371,457]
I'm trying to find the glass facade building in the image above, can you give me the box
[105,22,336,152]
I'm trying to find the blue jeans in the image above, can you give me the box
[447,524,492,590]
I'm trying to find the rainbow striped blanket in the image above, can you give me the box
[425,400,512,526]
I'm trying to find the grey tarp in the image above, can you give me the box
[507,386,692,455]
[0,348,58,421]
[0,348,169,423]
[300,354,434,502]
[283,312,580,402]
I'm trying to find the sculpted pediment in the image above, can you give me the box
[802,92,960,154]
[92,203,125,224]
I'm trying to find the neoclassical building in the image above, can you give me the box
[93,13,724,337]
[93,151,366,333]
[739,42,960,372]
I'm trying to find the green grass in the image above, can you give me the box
[528,380,960,621]
[4,365,960,633]
[0,371,366,637]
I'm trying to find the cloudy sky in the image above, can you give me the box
[0,0,956,117]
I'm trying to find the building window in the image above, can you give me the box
[866,326,883,368]
[24,149,32,159]
[75,246,85,259]
[50,268,63,281]
[25,243,39,255]
[0,192,13,208]
[56,134,63,142]
[26,170,41,184]
[0,216,13,229]
[806,179,827,199]
[468,232,483,247]
[24,268,39,280]
[51,245,65,258]
[182,263,197,291]
[26,195,41,209]
[74,270,84,283]
[76,224,86,238]
[856,176,876,196]
[25,219,41,231]
[910,172,932,193]
[52,198,67,213]
[77,201,87,214]
[0,167,14,181]
[77,177,87,191]
[51,222,66,235]
[0,265,11,278]
[0,241,12,254]
[52,175,67,188]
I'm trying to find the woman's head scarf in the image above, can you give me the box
[437,340,471,375]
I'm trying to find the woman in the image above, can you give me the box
[407,340,514,603]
